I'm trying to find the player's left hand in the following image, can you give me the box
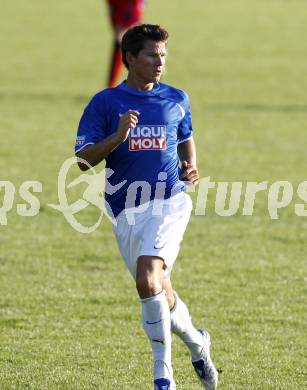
[180,161,199,185]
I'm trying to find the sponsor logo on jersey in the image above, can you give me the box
[75,135,85,146]
[129,125,166,151]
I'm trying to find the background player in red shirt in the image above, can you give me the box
[106,0,145,87]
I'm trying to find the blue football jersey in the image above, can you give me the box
[75,81,194,217]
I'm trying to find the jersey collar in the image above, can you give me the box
[117,81,161,96]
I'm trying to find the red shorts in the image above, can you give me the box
[108,0,145,29]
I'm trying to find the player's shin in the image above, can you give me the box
[141,290,173,381]
[170,291,204,361]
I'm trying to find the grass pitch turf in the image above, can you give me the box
[0,1,306,389]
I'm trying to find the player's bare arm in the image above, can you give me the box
[76,110,139,171]
[178,138,199,185]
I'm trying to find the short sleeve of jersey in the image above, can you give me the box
[177,93,194,144]
[75,94,107,153]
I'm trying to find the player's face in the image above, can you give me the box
[130,40,167,83]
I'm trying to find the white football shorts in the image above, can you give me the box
[112,191,192,280]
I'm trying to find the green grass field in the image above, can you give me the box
[1,0,307,388]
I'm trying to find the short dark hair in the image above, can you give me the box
[121,24,169,69]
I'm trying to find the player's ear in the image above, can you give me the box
[126,51,136,67]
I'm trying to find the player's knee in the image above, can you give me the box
[136,256,164,298]
[135,275,153,297]
[135,274,160,299]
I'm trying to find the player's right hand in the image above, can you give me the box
[115,110,140,143]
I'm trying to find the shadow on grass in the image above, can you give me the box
[0,318,25,329]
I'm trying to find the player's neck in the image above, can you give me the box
[126,74,154,91]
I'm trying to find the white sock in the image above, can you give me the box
[141,290,173,380]
[170,291,204,361]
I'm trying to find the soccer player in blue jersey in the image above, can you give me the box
[75,24,218,390]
